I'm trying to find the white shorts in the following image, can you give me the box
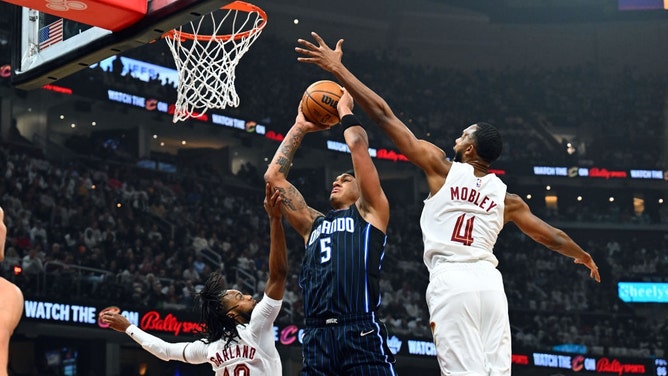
[426,261,511,376]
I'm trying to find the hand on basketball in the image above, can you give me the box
[296,32,344,73]
[337,88,354,117]
[296,100,331,132]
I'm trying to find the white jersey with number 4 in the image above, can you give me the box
[421,162,506,273]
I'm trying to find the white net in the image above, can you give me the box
[164,1,266,123]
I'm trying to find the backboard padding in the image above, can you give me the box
[10,0,231,90]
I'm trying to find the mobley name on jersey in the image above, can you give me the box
[450,186,498,213]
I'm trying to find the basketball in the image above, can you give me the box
[300,80,343,127]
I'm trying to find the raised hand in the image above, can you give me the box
[296,32,344,73]
[264,183,283,219]
[574,256,601,283]
[295,99,331,132]
[337,88,354,116]
[100,310,131,332]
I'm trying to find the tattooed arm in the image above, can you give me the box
[264,104,329,243]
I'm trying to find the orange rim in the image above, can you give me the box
[162,1,267,42]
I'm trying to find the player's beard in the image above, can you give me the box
[453,150,463,162]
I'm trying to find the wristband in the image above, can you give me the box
[340,114,362,131]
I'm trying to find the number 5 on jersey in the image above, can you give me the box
[319,238,331,263]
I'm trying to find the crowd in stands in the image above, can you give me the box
[2,33,667,360]
[1,140,666,359]
[60,35,668,171]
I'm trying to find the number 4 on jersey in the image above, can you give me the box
[451,214,475,246]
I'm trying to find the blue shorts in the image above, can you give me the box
[300,313,397,376]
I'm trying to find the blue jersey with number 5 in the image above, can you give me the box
[300,205,387,318]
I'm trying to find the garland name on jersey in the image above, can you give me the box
[210,344,257,367]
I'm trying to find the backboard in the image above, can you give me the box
[4,0,231,90]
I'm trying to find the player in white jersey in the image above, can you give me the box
[296,32,601,376]
[101,184,287,375]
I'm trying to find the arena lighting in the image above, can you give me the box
[42,84,73,94]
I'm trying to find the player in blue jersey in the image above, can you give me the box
[264,89,397,375]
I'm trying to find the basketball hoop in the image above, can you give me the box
[163,1,267,123]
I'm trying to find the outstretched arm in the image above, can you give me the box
[337,90,389,232]
[100,311,208,364]
[296,32,450,193]
[504,193,601,282]
[263,183,288,301]
[264,107,328,242]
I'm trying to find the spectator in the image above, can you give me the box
[1,247,21,274]
[182,262,200,284]
[21,247,44,289]
[29,220,48,248]
[83,221,103,249]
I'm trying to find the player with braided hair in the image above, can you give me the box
[101,183,287,375]
[196,272,246,348]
